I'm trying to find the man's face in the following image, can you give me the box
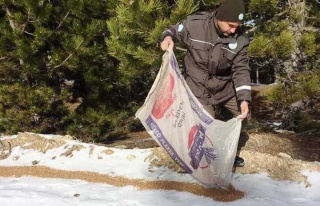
[217,20,241,36]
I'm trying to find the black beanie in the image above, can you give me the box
[216,0,245,22]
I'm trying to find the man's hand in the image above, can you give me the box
[239,100,249,121]
[160,36,174,51]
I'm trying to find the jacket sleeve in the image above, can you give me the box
[160,25,176,41]
[160,12,209,45]
[160,20,190,44]
[231,42,252,103]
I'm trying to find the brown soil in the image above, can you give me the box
[126,131,320,187]
[106,84,320,187]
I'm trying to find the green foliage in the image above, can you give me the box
[293,112,320,133]
[105,0,166,86]
[248,35,270,57]
[266,70,320,133]
[270,31,295,59]
[0,0,123,140]
[105,0,199,130]
[106,0,199,82]
[0,0,319,143]
[264,21,290,34]
[248,1,319,84]
[306,0,320,27]
[267,72,320,106]
[0,82,68,134]
[169,0,199,23]
[266,83,286,105]
[64,106,110,142]
[288,3,304,23]
[197,0,220,10]
[249,0,279,19]
[0,0,203,141]
[296,72,320,98]
[299,32,317,56]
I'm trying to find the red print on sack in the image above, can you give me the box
[151,73,175,119]
[188,125,198,149]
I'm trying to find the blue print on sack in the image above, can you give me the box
[169,53,182,78]
[188,124,218,170]
[188,95,214,124]
[146,115,193,173]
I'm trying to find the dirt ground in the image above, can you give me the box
[0,84,320,202]
[2,130,319,202]
[106,84,320,187]
[108,130,320,187]
[0,133,245,202]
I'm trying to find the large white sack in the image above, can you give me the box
[135,48,241,187]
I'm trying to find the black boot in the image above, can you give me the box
[234,156,245,167]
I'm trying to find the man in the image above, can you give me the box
[160,0,251,167]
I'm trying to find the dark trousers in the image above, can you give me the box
[202,96,249,153]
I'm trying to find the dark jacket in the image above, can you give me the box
[161,11,251,105]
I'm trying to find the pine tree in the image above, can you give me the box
[105,0,200,122]
[1,0,319,139]
[0,0,123,140]
[247,0,320,133]
[247,0,320,83]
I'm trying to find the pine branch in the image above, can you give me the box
[5,8,17,30]
[53,39,84,69]
[21,8,31,32]
[5,7,35,36]
[56,10,71,29]
[24,31,35,36]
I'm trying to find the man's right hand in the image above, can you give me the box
[160,36,174,51]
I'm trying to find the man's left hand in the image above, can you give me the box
[239,100,249,121]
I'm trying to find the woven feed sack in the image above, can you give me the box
[135,49,241,187]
